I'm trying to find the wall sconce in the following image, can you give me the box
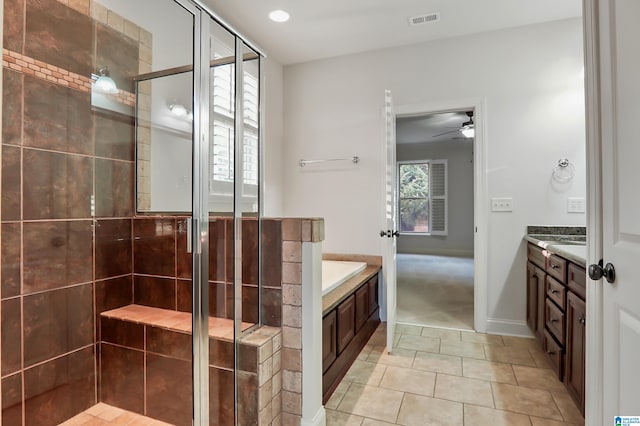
[169,103,193,121]
[92,67,118,94]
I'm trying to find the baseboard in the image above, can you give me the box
[485,318,533,337]
[397,248,474,257]
[301,407,326,426]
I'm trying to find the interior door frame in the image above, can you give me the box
[582,0,604,423]
[394,97,488,333]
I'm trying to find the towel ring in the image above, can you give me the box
[553,158,575,183]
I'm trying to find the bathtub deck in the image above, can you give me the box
[322,264,381,314]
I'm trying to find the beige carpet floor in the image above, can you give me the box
[396,253,474,330]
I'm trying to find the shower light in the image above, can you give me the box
[94,67,118,94]
[269,9,290,22]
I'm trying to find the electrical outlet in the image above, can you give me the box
[568,197,586,213]
[491,197,513,212]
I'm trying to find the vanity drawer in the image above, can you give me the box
[528,244,546,269]
[568,263,586,300]
[546,298,566,346]
[546,254,567,283]
[543,329,564,380]
[546,275,566,310]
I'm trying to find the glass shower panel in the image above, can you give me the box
[93,0,198,425]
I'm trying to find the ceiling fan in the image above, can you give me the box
[432,111,475,138]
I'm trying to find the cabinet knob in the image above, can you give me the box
[551,264,559,270]
[578,315,586,325]
[547,350,556,355]
[551,289,559,294]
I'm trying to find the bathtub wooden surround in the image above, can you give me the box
[321,254,382,404]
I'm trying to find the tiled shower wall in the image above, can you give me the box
[2,0,143,423]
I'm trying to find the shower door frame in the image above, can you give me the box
[153,1,265,424]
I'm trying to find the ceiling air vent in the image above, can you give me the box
[408,12,440,26]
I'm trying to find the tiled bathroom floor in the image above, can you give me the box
[325,323,585,426]
[60,403,171,425]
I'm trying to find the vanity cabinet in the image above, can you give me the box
[526,243,586,415]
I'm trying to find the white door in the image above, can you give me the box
[383,89,398,353]
[591,0,640,421]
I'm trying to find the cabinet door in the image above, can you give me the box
[567,263,586,300]
[337,295,355,354]
[368,275,378,316]
[545,298,566,346]
[322,311,337,373]
[355,284,369,332]
[534,266,547,343]
[527,262,538,333]
[566,292,586,414]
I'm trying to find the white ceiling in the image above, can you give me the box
[397,112,474,144]
[204,0,582,65]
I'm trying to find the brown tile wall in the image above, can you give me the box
[128,216,273,326]
[1,0,142,423]
[98,317,279,426]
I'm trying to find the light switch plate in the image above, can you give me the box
[491,197,513,212]
[568,197,586,213]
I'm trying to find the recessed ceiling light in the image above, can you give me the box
[269,9,290,23]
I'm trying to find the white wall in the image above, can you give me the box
[396,140,474,256]
[282,18,586,328]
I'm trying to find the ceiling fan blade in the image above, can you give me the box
[432,128,460,138]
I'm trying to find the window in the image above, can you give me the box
[398,160,448,235]
[210,62,259,192]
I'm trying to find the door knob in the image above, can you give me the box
[588,259,616,284]
[379,230,399,238]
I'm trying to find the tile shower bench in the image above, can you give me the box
[321,255,382,404]
[98,304,281,425]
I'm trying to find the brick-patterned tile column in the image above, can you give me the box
[279,218,325,426]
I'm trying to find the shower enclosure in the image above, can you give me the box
[1,0,266,424]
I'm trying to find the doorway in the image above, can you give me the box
[395,111,476,330]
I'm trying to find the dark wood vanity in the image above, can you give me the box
[527,243,586,414]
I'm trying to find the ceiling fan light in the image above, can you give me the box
[460,126,475,138]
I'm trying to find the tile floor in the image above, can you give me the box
[325,323,585,426]
[60,403,171,425]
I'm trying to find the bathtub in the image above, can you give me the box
[322,260,367,296]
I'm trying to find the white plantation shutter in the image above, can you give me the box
[429,159,448,235]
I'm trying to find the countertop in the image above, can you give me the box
[524,234,587,267]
